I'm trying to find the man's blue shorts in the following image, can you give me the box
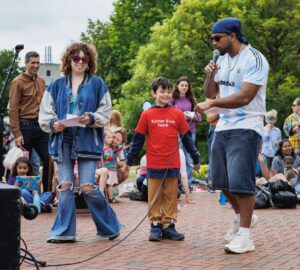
[210,129,261,195]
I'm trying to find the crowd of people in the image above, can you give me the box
[2,17,300,255]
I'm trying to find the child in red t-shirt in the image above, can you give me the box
[125,77,200,242]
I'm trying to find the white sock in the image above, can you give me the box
[238,227,250,237]
[235,214,240,222]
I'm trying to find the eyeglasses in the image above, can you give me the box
[71,55,89,64]
[211,34,228,42]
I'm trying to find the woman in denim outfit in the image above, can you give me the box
[39,43,122,243]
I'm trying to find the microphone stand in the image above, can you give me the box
[0,45,23,179]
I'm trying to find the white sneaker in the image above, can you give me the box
[224,219,239,243]
[224,233,255,253]
[224,214,258,243]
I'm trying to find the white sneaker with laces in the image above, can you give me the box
[224,233,255,253]
[224,214,259,243]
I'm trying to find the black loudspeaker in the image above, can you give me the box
[0,182,21,270]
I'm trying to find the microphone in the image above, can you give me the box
[15,44,24,53]
[212,49,220,64]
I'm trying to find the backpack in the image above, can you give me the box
[269,180,297,209]
[254,185,271,209]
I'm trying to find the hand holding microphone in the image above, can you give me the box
[204,49,220,77]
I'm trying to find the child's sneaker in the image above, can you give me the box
[149,223,162,242]
[52,198,59,207]
[162,223,185,241]
[41,203,52,213]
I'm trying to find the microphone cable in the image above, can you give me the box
[19,237,46,269]
[28,113,198,268]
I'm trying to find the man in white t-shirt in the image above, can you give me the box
[195,17,269,254]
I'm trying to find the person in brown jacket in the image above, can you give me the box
[8,51,51,191]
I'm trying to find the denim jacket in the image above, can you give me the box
[39,75,111,162]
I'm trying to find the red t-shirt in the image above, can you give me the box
[135,106,190,169]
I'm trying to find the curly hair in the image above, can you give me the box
[60,42,97,75]
[11,157,34,177]
[172,76,197,109]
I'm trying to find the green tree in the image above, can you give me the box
[81,20,111,79]
[81,0,180,101]
[0,49,21,110]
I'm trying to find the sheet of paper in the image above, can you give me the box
[204,107,231,114]
[57,114,86,127]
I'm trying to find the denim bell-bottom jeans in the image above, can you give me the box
[47,143,122,241]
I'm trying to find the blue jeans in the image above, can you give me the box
[30,148,40,176]
[136,174,147,192]
[210,129,260,195]
[180,132,196,185]
[48,143,122,241]
[22,189,53,205]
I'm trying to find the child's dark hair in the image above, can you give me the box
[151,77,172,93]
[11,157,34,177]
[172,76,197,109]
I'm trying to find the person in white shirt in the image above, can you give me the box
[195,17,269,254]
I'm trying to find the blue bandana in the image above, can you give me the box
[212,17,248,44]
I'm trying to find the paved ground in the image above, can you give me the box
[20,190,300,270]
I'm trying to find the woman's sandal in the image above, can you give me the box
[108,196,119,203]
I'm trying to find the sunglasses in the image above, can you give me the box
[211,34,228,42]
[71,55,89,63]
